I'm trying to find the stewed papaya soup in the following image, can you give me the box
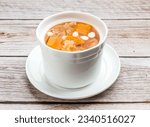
[45,21,100,52]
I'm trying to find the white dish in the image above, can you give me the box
[37,11,108,88]
[26,44,120,100]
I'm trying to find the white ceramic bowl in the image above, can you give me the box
[36,11,108,88]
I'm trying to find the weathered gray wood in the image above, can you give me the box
[0,20,149,56]
[0,0,149,109]
[0,0,149,19]
[0,57,149,102]
[0,103,150,110]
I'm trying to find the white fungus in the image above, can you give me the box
[47,32,53,36]
[64,40,74,47]
[62,35,67,40]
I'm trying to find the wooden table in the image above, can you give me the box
[0,0,150,109]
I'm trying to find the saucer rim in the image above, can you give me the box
[26,44,120,100]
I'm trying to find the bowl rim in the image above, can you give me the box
[36,11,108,54]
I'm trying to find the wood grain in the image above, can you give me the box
[0,57,149,102]
[0,103,150,110]
[0,0,149,109]
[0,20,149,56]
[0,0,149,19]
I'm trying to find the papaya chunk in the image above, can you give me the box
[75,23,92,35]
[65,35,85,45]
[47,36,62,50]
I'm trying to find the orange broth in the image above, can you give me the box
[45,21,100,52]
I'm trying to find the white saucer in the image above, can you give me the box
[26,44,120,100]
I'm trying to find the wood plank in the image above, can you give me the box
[0,103,150,110]
[0,0,149,19]
[0,20,149,56]
[0,57,150,102]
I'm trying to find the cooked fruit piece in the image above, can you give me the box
[64,44,77,51]
[47,36,62,50]
[75,23,92,35]
[65,35,85,45]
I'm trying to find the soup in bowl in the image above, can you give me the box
[45,21,100,52]
[36,11,108,88]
